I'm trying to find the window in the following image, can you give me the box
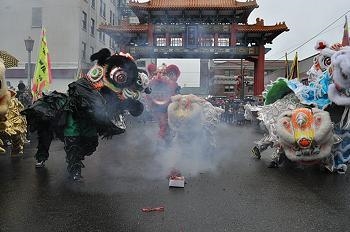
[170,35,183,46]
[224,70,234,76]
[156,37,166,46]
[112,13,115,25]
[99,31,105,43]
[82,42,87,60]
[155,35,166,46]
[32,7,42,28]
[224,85,235,93]
[100,0,106,18]
[82,11,87,30]
[109,37,114,49]
[109,10,113,24]
[218,37,230,47]
[90,46,94,57]
[200,35,214,47]
[91,0,95,8]
[90,18,95,36]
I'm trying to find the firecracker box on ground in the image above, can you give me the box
[168,176,185,188]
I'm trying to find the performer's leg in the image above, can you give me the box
[156,112,170,140]
[35,125,54,168]
[64,136,84,180]
[252,140,273,159]
[268,146,284,168]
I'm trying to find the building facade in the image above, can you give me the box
[0,0,118,91]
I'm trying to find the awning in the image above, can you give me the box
[0,50,19,68]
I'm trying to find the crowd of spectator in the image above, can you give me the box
[207,96,262,126]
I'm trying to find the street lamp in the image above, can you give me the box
[24,36,34,91]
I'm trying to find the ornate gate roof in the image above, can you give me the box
[128,0,258,10]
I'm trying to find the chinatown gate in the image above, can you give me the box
[99,0,289,96]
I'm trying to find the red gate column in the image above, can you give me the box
[254,45,265,96]
[147,24,154,46]
[230,24,237,46]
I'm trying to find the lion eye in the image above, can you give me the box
[323,57,331,67]
[110,67,127,83]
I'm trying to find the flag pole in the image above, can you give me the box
[285,52,289,78]
[342,15,349,46]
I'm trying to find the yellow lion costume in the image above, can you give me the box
[0,59,27,155]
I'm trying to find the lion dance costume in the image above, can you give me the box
[251,41,350,173]
[0,59,27,156]
[23,49,149,180]
[146,63,181,140]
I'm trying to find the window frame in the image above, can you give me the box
[82,11,87,30]
[90,18,95,36]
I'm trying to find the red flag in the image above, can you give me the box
[342,15,349,46]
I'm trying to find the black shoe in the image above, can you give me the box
[268,161,279,168]
[35,161,45,168]
[72,171,83,181]
[70,167,83,181]
[252,146,261,159]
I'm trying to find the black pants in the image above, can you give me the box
[35,124,54,162]
[64,136,99,174]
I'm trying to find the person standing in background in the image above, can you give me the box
[16,81,33,109]
[16,81,33,144]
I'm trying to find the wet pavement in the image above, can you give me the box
[1,121,350,232]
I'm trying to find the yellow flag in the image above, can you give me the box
[32,28,52,100]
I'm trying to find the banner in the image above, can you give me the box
[32,28,52,100]
[289,52,299,80]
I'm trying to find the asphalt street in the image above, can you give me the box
[1,120,350,232]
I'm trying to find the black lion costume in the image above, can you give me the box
[23,49,149,180]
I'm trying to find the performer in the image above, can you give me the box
[146,63,181,141]
[23,49,149,180]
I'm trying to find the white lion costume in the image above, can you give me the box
[325,46,350,173]
[251,43,349,173]
[168,94,223,148]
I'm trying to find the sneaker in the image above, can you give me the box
[72,171,83,181]
[35,161,45,168]
[252,146,261,159]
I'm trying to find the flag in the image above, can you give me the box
[342,15,349,46]
[289,52,299,80]
[32,28,52,100]
[284,52,290,78]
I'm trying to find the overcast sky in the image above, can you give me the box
[248,0,349,60]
